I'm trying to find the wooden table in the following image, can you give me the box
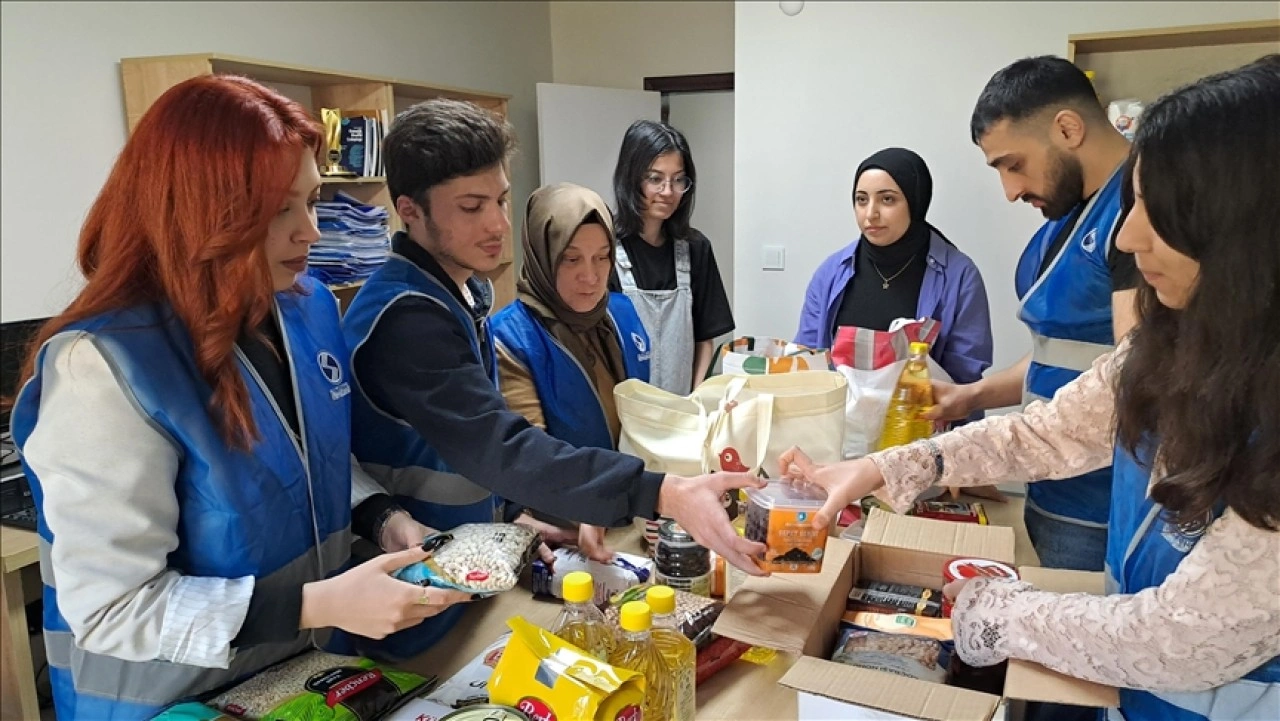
[0,494,1032,720]
[401,493,1035,720]
[1,524,40,721]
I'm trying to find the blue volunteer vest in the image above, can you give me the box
[1015,167,1124,527]
[339,253,500,660]
[1106,445,1280,720]
[491,294,651,450]
[9,277,353,721]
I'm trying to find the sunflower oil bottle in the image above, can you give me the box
[549,571,612,661]
[609,601,672,721]
[877,341,936,450]
[646,586,695,721]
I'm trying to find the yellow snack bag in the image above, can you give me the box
[488,616,645,721]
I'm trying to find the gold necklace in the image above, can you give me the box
[869,254,917,289]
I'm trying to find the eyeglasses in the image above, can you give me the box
[643,174,693,194]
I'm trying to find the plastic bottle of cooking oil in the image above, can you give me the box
[877,341,936,451]
[549,571,612,661]
[610,601,673,721]
[646,586,696,721]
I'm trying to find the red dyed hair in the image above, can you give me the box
[19,74,323,448]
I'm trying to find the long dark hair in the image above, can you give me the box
[611,119,697,240]
[1115,54,1280,531]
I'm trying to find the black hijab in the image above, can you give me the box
[853,148,942,268]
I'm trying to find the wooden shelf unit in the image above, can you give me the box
[118,53,517,312]
[1068,20,1279,107]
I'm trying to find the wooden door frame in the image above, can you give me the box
[643,72,734,123]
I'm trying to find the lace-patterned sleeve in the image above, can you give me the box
[950,508,1280,692]
[868,346,1124,512]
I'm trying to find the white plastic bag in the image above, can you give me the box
[832,318,951,459]
[838,357,951,459]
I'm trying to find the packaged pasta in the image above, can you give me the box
[841,611,954,642]
[830,627,950,684]
[847,581,945,617]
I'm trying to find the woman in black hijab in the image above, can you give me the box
[796,148,994,386]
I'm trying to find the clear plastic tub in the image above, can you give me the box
[742,480,829,573]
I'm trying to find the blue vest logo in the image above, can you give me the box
[1080,228,1099,254]
[317,350,351,400]
[631,331,651,362]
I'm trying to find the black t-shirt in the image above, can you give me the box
[608,229,736,342]
[834,244,927,332]
[1037,199,1138,290]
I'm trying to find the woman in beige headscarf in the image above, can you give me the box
[492,183,653,563]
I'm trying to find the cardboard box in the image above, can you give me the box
[712,509,1119,720]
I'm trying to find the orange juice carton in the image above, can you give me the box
[488,616,645,721]
[743,480,829,573]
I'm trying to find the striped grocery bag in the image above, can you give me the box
[830,318,941,370]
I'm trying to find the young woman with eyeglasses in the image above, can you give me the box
[608,119,734,393]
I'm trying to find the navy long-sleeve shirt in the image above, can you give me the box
[352,234,664,528]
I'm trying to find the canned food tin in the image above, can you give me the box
[441,705,531,721]
[942,557,1019,584]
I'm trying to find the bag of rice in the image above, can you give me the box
[424,634,511,709]
[208,651,434,721]
[395,524,541,597]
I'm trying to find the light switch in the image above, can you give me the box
[763,246,786,271]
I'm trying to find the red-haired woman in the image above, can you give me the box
[8,75,469,720]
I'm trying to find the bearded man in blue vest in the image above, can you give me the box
[340,99,766,660]
[925,56,1139,575]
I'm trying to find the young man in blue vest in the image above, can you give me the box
[925,57,1139,573]
[341,100,765,658]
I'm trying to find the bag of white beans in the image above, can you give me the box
[393,523,541,596]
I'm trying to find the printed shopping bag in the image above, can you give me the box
[708,336,831,379]
[615,372,847,481]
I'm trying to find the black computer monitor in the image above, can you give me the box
[1,318,49,434]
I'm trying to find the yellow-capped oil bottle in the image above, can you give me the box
[548,571,612,660]
[646,586,695,721]
[877,341,936,450]
[609,601,672,721]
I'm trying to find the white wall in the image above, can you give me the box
[0,1,553,322]
[550,1,733,88]
[668,91,736,323]
[735,1,1280,372]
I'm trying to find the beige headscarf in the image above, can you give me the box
[517,183,627,390]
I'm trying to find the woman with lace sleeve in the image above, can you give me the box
[780,55,1280,721]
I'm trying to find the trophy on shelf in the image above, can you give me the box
[320,107,356,177]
